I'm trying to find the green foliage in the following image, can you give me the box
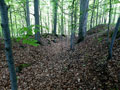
[97,37,103,42]
[16,63,31,73]
[20,63,31,68]
[113,0,120,4]
[17,25,39,46]
[19,25,34,36]
[23,38,39,46]
[16,24,49,46]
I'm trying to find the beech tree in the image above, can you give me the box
[52,0,58,35]
[26,0,30,27]
[0,0,17,90]
[70,0,75,50]
[34,0,41,43]
[61,0,64,35]
[78,0,89,43]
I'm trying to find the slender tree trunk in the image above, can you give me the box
[90,0,96,29]
[64,16,66,35]
[96,0,99,26]
[0,0,17,90]
[34,0,41,43]
[40,10,43,34]
[22,3,27,27]
[61,0,64,35]
[108,17,120,60]
[47,10,50,33]
[68,17,71,36]
[74,0,78,37]
[26,0,30,27]
[103,1,107,24]
[44,17,48,33]
[14,15,18,37]
[70,10,74,50]
[107,0,112,43]
[98,5,102,25]
[58,14,61,34]
[52,0,58,35]
[70,0,75,50]
[20,13,25,27]
[39,0,43,34]
[78,0,89,43]
[9,10,14,37]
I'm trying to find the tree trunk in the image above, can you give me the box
[112,6,117,24]
[103,1,107,24]
[40,10,43,34]
[0,0,18,90]
[26,0,30,27]
[107,0,112,43]
[107,17,120,60]
[34,0,41,43]
[52,0,58,35]
[96,0,99,26]
[61,0,64,35]
[47,10,50,33]
[74,0,78,37]
[78,0,89,43]
[90,0,96,29]
[9,10,14,37]
[70,12,74,50]
[70,0,75,50]
[14,15,18,37]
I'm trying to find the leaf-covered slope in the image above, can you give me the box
[0,30,120,89]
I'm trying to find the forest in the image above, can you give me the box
[0,0,120,89]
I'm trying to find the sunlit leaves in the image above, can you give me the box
[17,25,39,46]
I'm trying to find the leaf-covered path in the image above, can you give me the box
[0,31,120,89]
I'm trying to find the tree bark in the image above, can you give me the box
[52,0,58,35]
[70,11,74,50]
[108,17,120,60]
[0,0,17,90]
[61,0,64,35]
[96,0,99,26]
[74,0,78,37]
[78,0,89,43]
[90,0,96,29]
[107,0,112,43]
[34,0,41,43]
[70,0,75,50]
[26,0,30,27]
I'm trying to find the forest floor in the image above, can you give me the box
[0,24,120,90]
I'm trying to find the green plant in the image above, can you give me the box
[17,25,39,46]
[97,37,103,42]
[16,63,31,73]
